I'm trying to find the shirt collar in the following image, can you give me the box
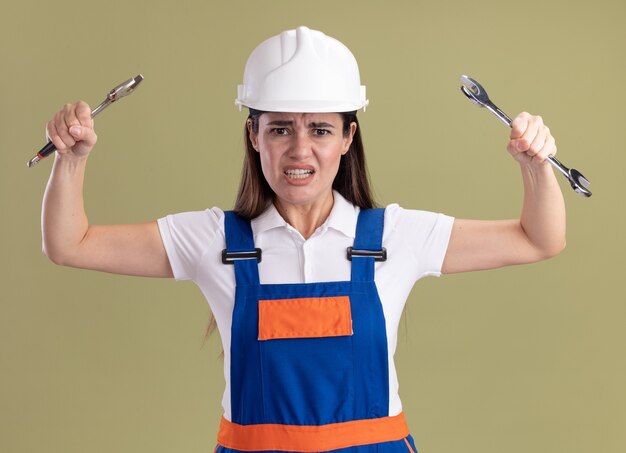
[251,191,359,239]
[325,191,359,238]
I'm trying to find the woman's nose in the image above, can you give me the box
[289,133,313,158]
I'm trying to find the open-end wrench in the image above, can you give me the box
[460,75,591,197]
[27,74,144,168]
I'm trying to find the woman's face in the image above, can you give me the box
[248,112,356,209]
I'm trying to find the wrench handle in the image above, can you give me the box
[484,102,513,127]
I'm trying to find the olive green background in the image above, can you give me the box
[1,1,624,452]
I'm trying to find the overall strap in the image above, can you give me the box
[223,211,260,286]
[350,208,386,282]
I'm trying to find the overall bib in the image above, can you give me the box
[215,209,418,453]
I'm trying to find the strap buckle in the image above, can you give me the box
[221,248,262,264]
[347,247,387,262]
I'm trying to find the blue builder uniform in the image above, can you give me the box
[157,194,454,453]
[216,208,415,453]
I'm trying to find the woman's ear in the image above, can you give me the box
[342,121,357,155]
[247,119,259,152]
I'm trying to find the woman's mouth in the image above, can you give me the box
[284,169,315,179]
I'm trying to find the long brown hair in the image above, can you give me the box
[204,110,376,343]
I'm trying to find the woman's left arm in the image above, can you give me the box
[441,112,566,274]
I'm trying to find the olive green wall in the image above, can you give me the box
[1,1,624,452]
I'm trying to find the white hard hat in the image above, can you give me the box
[236,26,368,113]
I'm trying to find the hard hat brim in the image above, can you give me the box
[236,99,368,113]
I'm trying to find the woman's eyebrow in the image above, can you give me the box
[309,122,335,128]
[266,120,336,128]
[267,120,293,126]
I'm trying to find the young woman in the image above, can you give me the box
[41,26,565,453]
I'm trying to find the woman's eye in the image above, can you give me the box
[314,129,331,136]
[270,128,288,135]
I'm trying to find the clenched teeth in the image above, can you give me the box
[285,169,314,179]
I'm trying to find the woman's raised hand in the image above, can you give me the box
[507,112,556,166]
[46,101,97,159]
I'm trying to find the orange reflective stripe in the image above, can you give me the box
[258,296,352,340]
[404,437,416,453]
[217,412,410,452]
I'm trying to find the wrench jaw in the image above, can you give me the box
[460,75,488,107]
[460,76,513,126]
[460,85,483,107]
[569,169,592,197]
[107,74,144,102]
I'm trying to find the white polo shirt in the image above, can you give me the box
[157,191,454,421]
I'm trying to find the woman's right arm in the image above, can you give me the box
[42,101,173,278]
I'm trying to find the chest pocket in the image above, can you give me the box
[258,296,353,340]
[257,295,355,425]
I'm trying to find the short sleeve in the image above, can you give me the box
[383,204,454,280]
[157,208,225,281]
